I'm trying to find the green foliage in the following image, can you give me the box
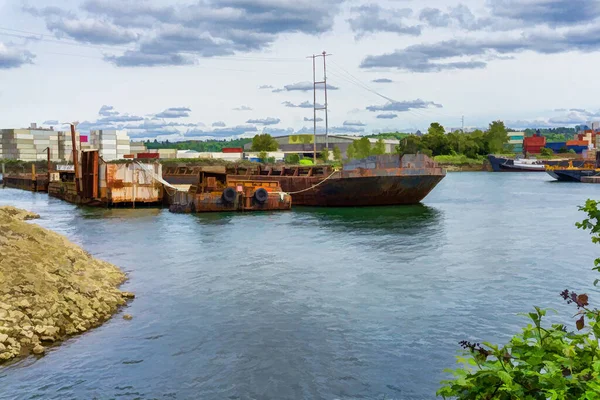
[367,132,411,141]
[145,138,251,152]
[397,135,432,157]
[258,151,268,162]
[285,153,300,164]
[355,137,372,159]
[372,138,386,155]
[569,149,577,154]
[333,146,342,162]
[559,146,569,154]
[524,128,576,141]
[438,200,600,399]
[251,134,279,152]
[346,143,356,160]
[321,147,330,162]
[434,155,485,165]
[422,123,451,156]
[299,158,314,165]
[486,120,509,154]
[540,147,554,157]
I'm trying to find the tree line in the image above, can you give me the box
[397,121,511,159]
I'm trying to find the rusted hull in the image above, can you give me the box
[48,182,104,206]
[227,173,444,206]
[169,191,291,213]
[2,175,48,192]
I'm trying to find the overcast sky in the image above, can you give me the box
[1,0,600,141]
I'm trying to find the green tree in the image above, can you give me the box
[258,151,268,162]
[333,146,342,162]
[346,142,356,160]
[320,147,330,162]
[397,135,432,157]
[372,138,386,155]
[422,123,449,156]
[428,122,445,136]
[540,147,554,157]
[285,154,300,164]
[438,200,600,399]
[485,120,509,154]
[355,137,372,159]
[251,134,279,151]
[559,146,569,153]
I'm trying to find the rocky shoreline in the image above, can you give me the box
[0,206,134,363]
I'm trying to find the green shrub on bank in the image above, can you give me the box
[438,200,600,399]
[434,154,485,165]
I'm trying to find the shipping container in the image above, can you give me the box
[222,147,244,153]
[135,152,160,159]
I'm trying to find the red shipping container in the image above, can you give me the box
[524,136,546,147]
[123,154,134,159]
[222,147,243,153]
[135,152,160,159]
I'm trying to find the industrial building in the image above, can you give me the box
[242,134,400,158]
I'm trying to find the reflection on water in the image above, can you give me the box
[297,204,442,231]
[79,207,163,220]
[1,175,600,400]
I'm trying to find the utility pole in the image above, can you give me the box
[461,115,465,133]
[70,123,80,194]
[307,51,332,163]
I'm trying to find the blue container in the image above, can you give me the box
[249,157,261,162]
[567,145,588,154]
[545,142,567,152]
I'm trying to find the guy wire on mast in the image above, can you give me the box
[306,51,332,163]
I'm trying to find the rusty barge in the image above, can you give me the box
[167,168,291,213]
[48,150,164,207]
[164,154,445,207]
[1,162,49,192]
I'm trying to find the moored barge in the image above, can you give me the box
[163,154,445,207]
[168,169,291,213]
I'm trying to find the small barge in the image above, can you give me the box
[167,168,291,213]
[545,155,600,182]
[2,164,49,192]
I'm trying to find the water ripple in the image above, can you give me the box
[1,173,599,399]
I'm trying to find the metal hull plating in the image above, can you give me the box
[2,174,48,192]
[546,169,600,182]
[488,155,586,172]
[227,173,445,206]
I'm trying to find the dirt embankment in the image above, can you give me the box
[0,206,133,363]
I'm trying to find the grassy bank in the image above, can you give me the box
[433,155,488,171]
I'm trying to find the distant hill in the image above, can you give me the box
[365,132,411,140]
[523,127,577,143]
[145,138,252,152]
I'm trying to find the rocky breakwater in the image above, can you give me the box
[0,206,134,363]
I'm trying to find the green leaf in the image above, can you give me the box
[497,371,513,385]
